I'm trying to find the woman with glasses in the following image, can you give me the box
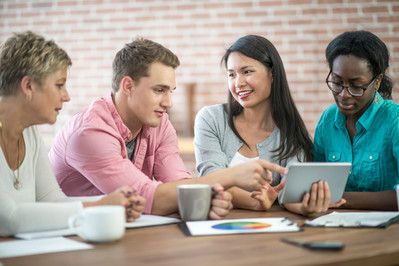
[314,30,399,210]
[194,35,330,215]
[0,32,145,236]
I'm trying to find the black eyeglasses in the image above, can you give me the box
[325,71,379,97]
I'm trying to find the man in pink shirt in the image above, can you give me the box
[49,38,287,217]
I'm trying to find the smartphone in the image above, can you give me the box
[281,238,345,250]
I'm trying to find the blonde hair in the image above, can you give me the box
[0,31,72,96]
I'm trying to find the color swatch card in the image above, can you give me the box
[184,217,300,236]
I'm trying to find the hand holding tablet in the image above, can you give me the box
[278,163,352,205]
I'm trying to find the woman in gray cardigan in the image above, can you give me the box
[195,35,337,216]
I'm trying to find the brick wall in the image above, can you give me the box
[1,0,398,146]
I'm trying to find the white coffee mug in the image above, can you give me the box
[177,184,212,221]
[69,206,125,243]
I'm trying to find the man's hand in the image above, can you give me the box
[208,183,233,220]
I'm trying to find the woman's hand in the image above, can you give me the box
[284,181,346,217]
[231,160,288,192]
[208,183,233,220]
[250,181,285,210]
[89,186,146,222]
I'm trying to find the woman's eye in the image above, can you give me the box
[227,73,235,78]
[350,84,365,89]
[243,70,253,74]
[56,84,65,89]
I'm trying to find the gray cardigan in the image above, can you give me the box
[194,104,301,185]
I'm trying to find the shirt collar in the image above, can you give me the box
[104,93,152,142]
[104,93,133,143]
[334,92,384,130]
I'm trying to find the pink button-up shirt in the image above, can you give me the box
[49,95,191,213]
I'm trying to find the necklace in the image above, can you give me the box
[0,121,22,190]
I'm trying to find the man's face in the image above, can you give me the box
[128,62,176,128]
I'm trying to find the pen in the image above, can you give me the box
[281,238,345,250]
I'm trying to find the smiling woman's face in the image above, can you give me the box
[330,54,379,120]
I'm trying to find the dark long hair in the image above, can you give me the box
[326,30,393,99]
[221,35,313,162]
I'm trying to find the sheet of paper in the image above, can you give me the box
[16,228,75,240]
[305,211,399,227]
[16,214,180,239]
[185,217,300,236]
[125,214,180,228]
[0,237,92,258]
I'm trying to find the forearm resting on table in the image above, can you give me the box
[341,191,398,211]
[151,168,245,215]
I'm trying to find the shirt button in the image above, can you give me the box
[369,155,373,160]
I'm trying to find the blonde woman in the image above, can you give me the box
[0,31,145,236]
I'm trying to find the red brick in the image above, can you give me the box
[46,10,66,16]
[332,7,358,14]
[230,1,254,8]
[274,9,298,16]
[287,0,313,4]
[21,12,41,17]
[377,15,399,23]
[317,0,343,3]
[96,8,117,14]
[57,1,77,7]
[7,2,28,9]
[302,8,328,15]
[288,19,312,25]
[32,2,52,8]
[363,6,389,14]
[162,14,184,20]
[259,0,283,6]
[203,3,225,9]
[82,0,104,5]
[175,4,196,10]
[246,11,269,16]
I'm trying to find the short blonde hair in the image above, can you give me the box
[0,31,72,96]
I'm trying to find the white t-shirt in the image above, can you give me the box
[228,152,259,168]
[0,126,87,236]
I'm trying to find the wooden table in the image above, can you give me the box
[2,208,399,266]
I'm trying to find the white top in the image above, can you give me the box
[228,152,259,168]
[0,126,87,236]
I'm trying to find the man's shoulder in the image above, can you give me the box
[70,97,115,129]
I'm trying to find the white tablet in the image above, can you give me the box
[279,162,352,204]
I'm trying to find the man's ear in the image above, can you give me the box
[20,76,34,101]
[120,76,136,96]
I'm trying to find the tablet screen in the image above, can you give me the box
[279,162,351,204]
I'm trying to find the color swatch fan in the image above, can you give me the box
[183,218,300,236]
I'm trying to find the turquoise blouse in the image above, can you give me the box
[314,92,399,192]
